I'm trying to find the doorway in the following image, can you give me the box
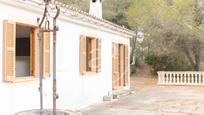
[112,43,128,90]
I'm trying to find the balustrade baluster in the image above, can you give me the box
[167,73,169,84]
[178,73,180,84]
[171,73,176,84]
[198,73,201,85]
[192,74,194,84]
[158,72,160,84]
[183,73,186,84]
[163,73,165,84]
[195,73,197,84]
[187,73,189,84]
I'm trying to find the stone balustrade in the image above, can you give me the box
[157,71,204,85]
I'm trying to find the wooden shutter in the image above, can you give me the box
[91,38,97,72]
[112,43,120,90]
[124,45,129,86]
[96,39,101,72]
[43,32,50,78]
[80,35,86,75]
[87,38,92,71]
[34,29,39,78]
[3,20,16,82]
[119,45,125,86]
[30,29,35,77]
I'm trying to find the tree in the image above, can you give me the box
[58,0,134,27]
[57,0,89,11]
[126,0,204,71]
[103,0,134,27]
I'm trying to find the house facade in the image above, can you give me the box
[0,0,135,115]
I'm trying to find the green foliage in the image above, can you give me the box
[126,0,204,71]
[57,0,89,11]
[145,52,192,73]
[103,0,134,27]
[57,0,134,27]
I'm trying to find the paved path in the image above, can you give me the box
[80,66,204,115]
[80,86,204,115]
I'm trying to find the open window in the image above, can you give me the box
[3,20,50,82]
[80,35,101,75]
[16,25,35,77]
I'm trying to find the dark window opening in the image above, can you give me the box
[16,38,30,56]
[16,25,33,77]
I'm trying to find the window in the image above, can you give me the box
[3,20,50,82]
[16,25,33,77]
[80,35,101,75]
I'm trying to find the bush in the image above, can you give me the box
[145,53,192,73]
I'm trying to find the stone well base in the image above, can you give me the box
[15,109,70,115]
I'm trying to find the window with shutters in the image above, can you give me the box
[3,20,50,82]
[80,35,101,75]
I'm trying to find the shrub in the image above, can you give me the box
[145,52,192,73]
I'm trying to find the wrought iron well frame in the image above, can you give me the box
[37,0,60,115]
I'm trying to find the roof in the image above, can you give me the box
[2,0,136,37]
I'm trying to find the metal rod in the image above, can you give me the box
[53,6,60,115]
[39,29,44,112]
[37,1,49,112]
[53,18,57,115]
[37,18,44,113]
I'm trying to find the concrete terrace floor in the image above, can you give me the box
[79,66,204,115]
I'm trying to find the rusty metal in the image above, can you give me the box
[37,0,60,115]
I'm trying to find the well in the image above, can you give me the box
[15,109,70,115]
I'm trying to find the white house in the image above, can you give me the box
[0,0,135,115]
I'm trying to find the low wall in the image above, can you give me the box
[157,71,204,85]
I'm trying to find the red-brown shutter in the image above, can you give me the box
[96,39,101,73]
[125,45,129,86]
[80,35,87,75]
[3,20,16,82]
[43,32,50,78]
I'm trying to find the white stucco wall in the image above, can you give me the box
[0,1,131,115]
